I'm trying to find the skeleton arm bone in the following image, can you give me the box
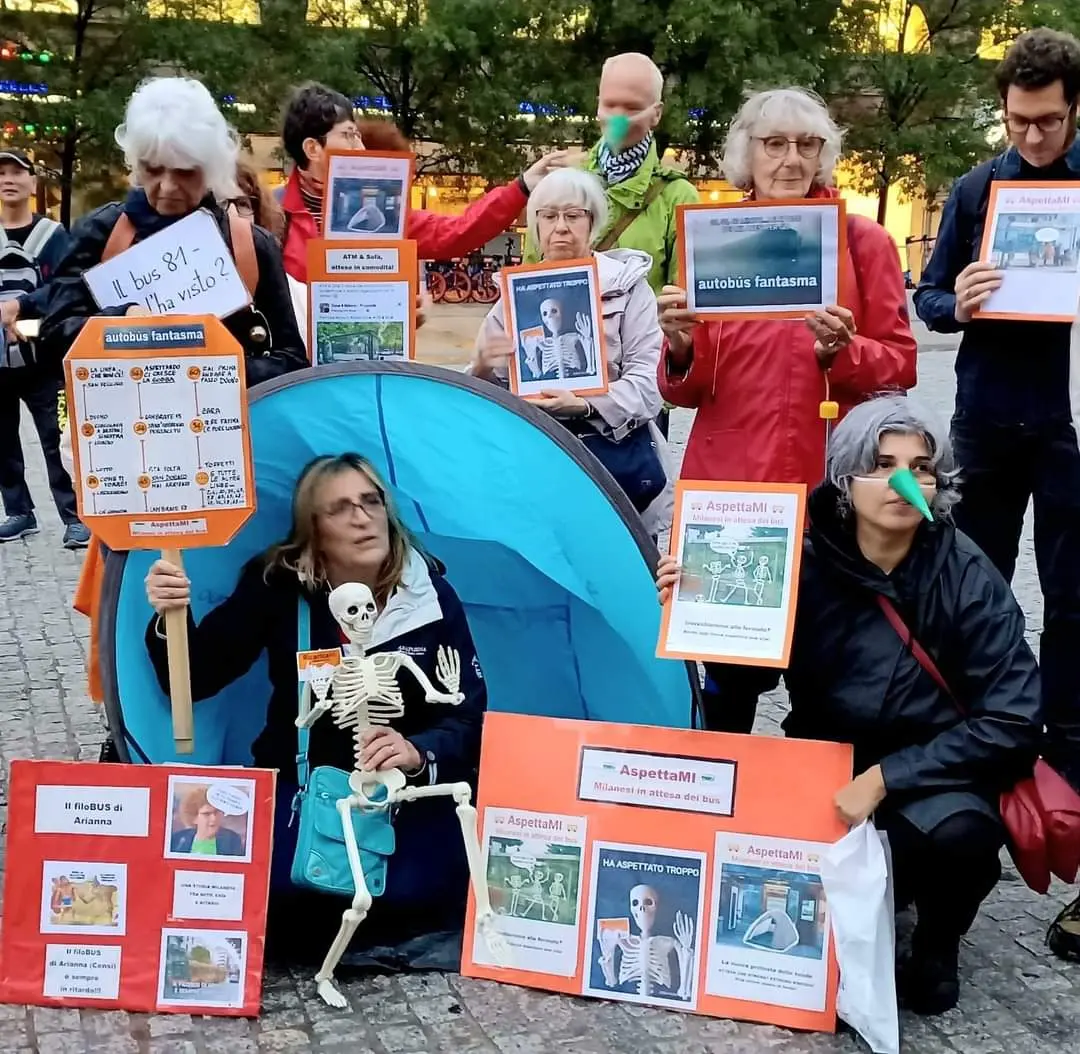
[673,911,695,1000]
[396,652,465,704]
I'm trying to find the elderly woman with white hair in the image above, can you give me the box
[657,86,918,733]
[470,167,668,516]
[40,76,306,381]
[658,394,1042,1015]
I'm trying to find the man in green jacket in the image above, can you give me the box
[525,52,699,293]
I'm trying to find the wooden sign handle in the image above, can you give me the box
[162,547,194,754]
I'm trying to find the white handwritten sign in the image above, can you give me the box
[83,210,251,319]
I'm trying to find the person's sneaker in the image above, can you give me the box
[0,513,39,542]
[1047,895,1080,963]
[898,931,961,1015]
[63,522,91,549]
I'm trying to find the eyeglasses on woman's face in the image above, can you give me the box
[536,207,592,225]
[320,491,386,520]
[756,135,826,160]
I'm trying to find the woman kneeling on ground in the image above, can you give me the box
[657,394,1042,1015]
[144,453,485,965]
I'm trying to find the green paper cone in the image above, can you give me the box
[888,468,933,521]
[604,114,630,152]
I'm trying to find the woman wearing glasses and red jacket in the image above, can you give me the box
[657,88,918,734]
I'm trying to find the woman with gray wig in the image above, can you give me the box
[657,394,1042,1016]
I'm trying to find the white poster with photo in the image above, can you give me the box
[658,482,806,665]
[473,808,587,977]
[705,833,831,1013]
[163,775,255,864]
[82,210,250,318]
[310,280,412,364]
[157,928,247,1009]
[977,181,1080,321]
[582,842,707,1011]
[40,861,127,937]
[324,152,413,240]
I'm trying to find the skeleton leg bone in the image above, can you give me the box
[390,782,512,967]
[313,795,375,1008]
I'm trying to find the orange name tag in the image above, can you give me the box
[297,649,342,681]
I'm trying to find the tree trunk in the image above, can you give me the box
[60,135,78,229]
[876,179,889,227]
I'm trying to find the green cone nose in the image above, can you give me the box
[605,114,630,151]
[887,468,933,521]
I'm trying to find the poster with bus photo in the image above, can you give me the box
[323,151,414,240]
[500,258,608,398]
[658,480,806,666]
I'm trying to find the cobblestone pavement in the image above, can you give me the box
[0,337,1076,1053]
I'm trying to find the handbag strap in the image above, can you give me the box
[875,593,964,713]
[296,595,312,793]
[594,178,665,252]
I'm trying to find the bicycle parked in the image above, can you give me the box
[426,251,521,304]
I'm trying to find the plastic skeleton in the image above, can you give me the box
[752,555,773,605]
[295,582,510,1007]
[534,299,592,380]
[597,884,695,1000]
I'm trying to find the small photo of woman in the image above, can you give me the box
[164,777,255,863]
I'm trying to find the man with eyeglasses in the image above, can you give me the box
[915,28,1080,950]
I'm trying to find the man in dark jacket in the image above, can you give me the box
[0,149,87,548]
[915,28,1080,797]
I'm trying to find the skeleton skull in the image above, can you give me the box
[328,582,377,648]
[630,884,659,934]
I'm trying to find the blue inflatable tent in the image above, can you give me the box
[99,362,698,765]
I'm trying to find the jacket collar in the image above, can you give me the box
[366,548,444,649]
[282,167,308,216]
[996,136,1080,179]
[586,138,661,207]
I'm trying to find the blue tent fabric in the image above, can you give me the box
[100,362,698,765]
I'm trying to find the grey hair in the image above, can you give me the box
[827,394,961,519]
[115,76,241,201]
[601,53,665,105]
[721,87,844,192]
[526,168,609,249]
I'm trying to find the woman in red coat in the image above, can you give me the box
[658,88,917,734]
[658,87,917,489]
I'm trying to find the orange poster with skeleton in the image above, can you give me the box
[462,713,852,1034]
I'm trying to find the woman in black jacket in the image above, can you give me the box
[658,394,1043,1016]
[39,76,307,382]
[144,452,487,971]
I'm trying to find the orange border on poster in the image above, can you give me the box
[0,759,276,1017]
[62,316,255,553]
[657,480,807,667]
[321,149,416,240]
[973,180,1080,322]
[305,238,419,364]
[676,198,848,321]
[499,256,609,399]
[461,713,852,1034]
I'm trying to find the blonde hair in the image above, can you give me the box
[263,453,418,602]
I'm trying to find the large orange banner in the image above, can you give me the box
[462,713,852,1033]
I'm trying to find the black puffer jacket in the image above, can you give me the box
[38,192,307,385]
[718,484,1043,833]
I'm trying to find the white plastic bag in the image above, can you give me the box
[820,821,899,1054]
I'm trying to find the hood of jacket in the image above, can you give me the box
[807,482,956,605]
[595,247,652,299]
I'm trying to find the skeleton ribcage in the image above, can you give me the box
[329,658,406,731]
[539,335,586,379]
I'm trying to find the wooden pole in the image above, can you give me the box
[161,547,194,754]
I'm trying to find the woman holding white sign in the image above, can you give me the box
[657,395,1043,1015]
[470,168,669,518]
[38,76,307,384]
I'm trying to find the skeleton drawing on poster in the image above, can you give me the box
[583,842,706,1010]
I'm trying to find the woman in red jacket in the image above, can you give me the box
[658,88,917,733]
[278,84,571,283]
[658,87,917,488]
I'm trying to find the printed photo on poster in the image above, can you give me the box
[658,482,805,666]
[473,808,587,977]
[501,260,607,397]
[157,928,247,1008]
[976,182,1080,321]
[163,776,255,863]
[679,201,841,318]
[582,842,707,1010]
[310,280,411,363]
[40,861,127,936]
[324,152,413,240]
[706,834,830,1012]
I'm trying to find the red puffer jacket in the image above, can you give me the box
[281,168,527,282]
[659,188,918,487]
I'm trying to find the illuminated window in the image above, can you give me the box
[146,0,260,23]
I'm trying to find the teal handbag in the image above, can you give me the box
[289,597,396,897]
